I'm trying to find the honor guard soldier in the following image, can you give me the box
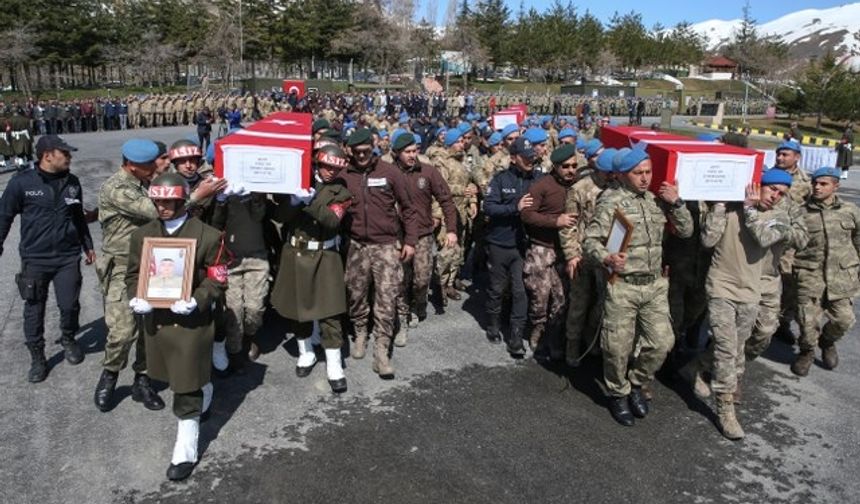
[0,135,94,382]
[583,146,693,426]
[339,128,419,378]
[125,172,227,481]
[270,144,354,393]
[95,139,164,412]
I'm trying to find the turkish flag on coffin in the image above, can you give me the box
[282,80,306,99]
[214,111,313,194]
[600,125,764,202]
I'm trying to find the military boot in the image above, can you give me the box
[485,313,501,343]
[26,343,48,383]
[790,349,815,377]
[351,327,369,360]
[393,315,409,348]
[821,344,839,370]
[59,333,83,365]
[716,393,744,440]
[94,369,118,412]
[372,336,394,378]
[733,373,743,404]
[445,286,461,301]
[131,373,165,410]
[507,325,526,356]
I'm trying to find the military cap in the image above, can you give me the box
[148,172,190,200]
[392,132,416,151]
[597,148,618,173]
[613,146,649,173]
[776,140,802,153]
[436,127,447,138]
[322,129,342,140]
[500,124,519,139]
[390,128,408,144]
[398,114,410,125]
[811,166,840,181]
[523,128,547,144]
[413,133,422,145]
[169,139,202,161]
[346,128,373,146]
[444,129,464,147]
[457,122,471,134]
[576,138,587,150]
[584,139,604,159]
[122,139,159,164]
[558,128,576,140]
[312,118,330,133]
[377,129,389,139]
[488,132,503,147]
[550,144,577,165]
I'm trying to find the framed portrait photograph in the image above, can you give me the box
[606,209,634,284]
[136,237,196,308]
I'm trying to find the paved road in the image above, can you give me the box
[1,126,858,504]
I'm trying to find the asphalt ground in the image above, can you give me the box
[1,125,858,504]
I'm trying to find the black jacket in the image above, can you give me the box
[0,167,93,262]
[483,165,542,248]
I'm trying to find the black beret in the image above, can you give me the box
[550,144,577,165]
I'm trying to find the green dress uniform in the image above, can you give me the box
[125,216,226,402]
[270,181,352,349]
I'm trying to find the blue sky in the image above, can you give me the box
[419,0,851,28]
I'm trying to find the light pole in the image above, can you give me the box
[239,0,244,78]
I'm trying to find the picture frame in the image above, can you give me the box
[136,237,196,308]
[605,209,634,284]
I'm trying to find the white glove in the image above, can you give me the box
[170,297,198,315]
[216,183,243,202]
[290,187,316,206]
[129,297,153,314]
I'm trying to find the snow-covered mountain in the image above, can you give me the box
[691,3,860,67]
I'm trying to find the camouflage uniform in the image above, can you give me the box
[794,195,860,352]
[583,185,693,397]
[560,172,610,362]
[779,167,812,330]
[747,199,809,359]
[476,150,509,195]
[433,149,477,291]
[97,169,158,373]
[701,204,792,394]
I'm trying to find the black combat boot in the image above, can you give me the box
[609,396,635,427]
[59,333,84,365]
[26,343,48,383]
[507,325,526,356]
[485,313,502,343]
[131,373,166,410]
[628,386,649,418]
[94,369,118,412]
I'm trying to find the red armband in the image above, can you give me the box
[328,199,353,220]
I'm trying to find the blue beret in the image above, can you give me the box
[500,124,519,139]
[413,133,422,144]
[445,128,464,147]
[576,138,587,150]
[377,130,389,139]
[541,116,552,125]
[398,115,410,125]
[436,127,447,138]
[811,166,840,181]
[122,139,159,163]
[478,121,488,131]
[776,140,802,153]
[760,168,793,186]
[488,132,503,147]
[458,122,471,133]
[614,147,649,173]
[558,128,576,140]
[585,139,604,159]
[597,148,617,173]
[523,128,547,144]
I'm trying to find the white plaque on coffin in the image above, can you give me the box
[221,144,304,195]
[674,152,756,202]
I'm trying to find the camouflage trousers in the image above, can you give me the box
[523,245,566,331]
[668,271,708,345]
[797,272,855,352]
[345,241,402,340]
[398,235,434,318]
[746,276,781,360]
[97,258,146,374]
[601,276,673,397]
[436,242,463,289]
[224,257,270,354]
[707,297,759,394]
[566,264,605,361]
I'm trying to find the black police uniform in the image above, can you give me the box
[0,166,93,351]
[483,163,542,350]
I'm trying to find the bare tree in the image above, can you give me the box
[0,26,39,97]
